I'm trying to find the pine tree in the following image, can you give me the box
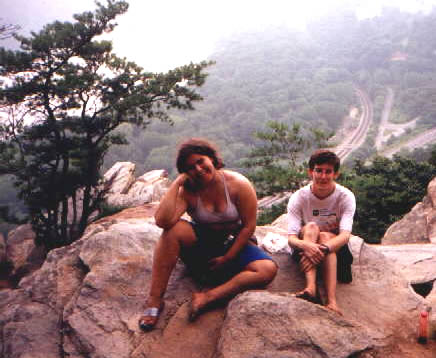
[0,0,210,250]
[244,120,330,197]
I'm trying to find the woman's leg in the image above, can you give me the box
[190,258,277,318]
[141,221,196,326]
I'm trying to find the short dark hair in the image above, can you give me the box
[308,149,340,172]
[176,138,224,173]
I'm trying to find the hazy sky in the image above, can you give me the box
[1,0,435,72]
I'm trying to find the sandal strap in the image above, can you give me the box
[143,307,160,317]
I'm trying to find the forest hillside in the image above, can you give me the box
[1,5,436,244]
[103,7,436,175]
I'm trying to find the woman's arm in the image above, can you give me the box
[154,174,189,229]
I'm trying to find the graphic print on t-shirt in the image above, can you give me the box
[311,209,339,233]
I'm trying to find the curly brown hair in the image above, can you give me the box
[308,149,340,172]
[176,138,225,173]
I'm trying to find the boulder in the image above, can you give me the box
[5,224,46,283]
[370,244,436,284]
[104,163,170,208]
[1,205,435,357]
[216,291,372,358]
[383,177,436,244]
[0,232,5,263]
[103,161,136,195]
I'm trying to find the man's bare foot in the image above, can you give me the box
[293,288,321,304]
[325,302,343,315]
[294,287,316,297]
[188,292,212,322]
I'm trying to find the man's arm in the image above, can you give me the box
[322,230,351,253]
[323,187,355,252]
[287,191,325,264]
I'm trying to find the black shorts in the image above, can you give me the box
[180,221,275,284]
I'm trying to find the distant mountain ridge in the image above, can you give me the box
[105,8,436,174]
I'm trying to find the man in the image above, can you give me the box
[287,149,355,315]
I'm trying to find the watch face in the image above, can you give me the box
[312,210,319,216]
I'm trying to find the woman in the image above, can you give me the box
[139,138,277,331]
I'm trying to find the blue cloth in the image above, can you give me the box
[180,221,274,284]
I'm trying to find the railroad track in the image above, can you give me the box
[334,88,373,161]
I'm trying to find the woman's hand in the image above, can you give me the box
[208,256,229,271]
[174,173,189,187]
[154,173,189,229]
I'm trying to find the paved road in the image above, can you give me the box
[375,87,394,150]
[383,127,436,158]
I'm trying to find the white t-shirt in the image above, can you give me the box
[287,183,356,235]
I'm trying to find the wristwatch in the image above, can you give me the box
[319,244,330,254]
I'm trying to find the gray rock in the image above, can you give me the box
[104,164,170,208]
[2,301,60,358]
[371,243,436,284]
[383,176,436,244]
[0,205,433,357]
[104,161,136,195]
[217,291,373,358]
[5,224,46,282]
[0,232,5,263]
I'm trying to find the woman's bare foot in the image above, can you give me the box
[325,301,343,315]
[188,292,212,321]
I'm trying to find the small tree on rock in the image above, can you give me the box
[0,0,210,250]
[244,120,330,197]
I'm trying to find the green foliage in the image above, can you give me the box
[257,202,287,226]
[93,202,127,221]
[104,25,356,173]
[0,1,210,251]
[244,120,330,197]
[340,155,436,243]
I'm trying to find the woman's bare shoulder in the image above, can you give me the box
[222,170,253,189]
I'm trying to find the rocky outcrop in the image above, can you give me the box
[104,163,170,208]
[0,233,5,263]
[371,244,436,284]
[383,177,436,244]
[1,163,171,288]
[1,205,435,358]
[5,224,46,284]
[217,291,372,358]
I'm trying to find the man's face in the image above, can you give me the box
[308,163,339,191]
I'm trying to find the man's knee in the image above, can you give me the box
[319,231,336,244]
[301,222,320,239]
[304,222,319,231]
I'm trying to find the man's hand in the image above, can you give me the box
[299,254,317,272]
[301,241,325,265]
[208,256,229,271]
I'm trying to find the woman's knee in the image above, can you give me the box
[250,259,278,284]
[161,220,196,247]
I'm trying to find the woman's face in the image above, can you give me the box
[184,153,216,186]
